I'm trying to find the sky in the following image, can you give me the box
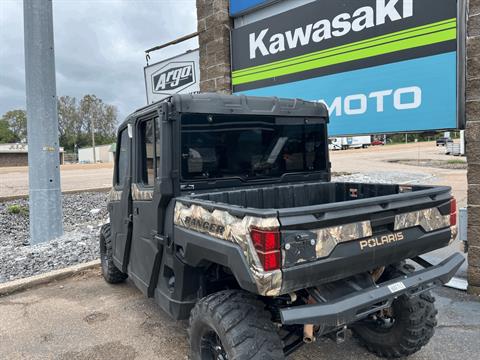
[0,0,198,121]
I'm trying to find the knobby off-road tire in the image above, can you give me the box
[189,290,285,360]
[99,223,128,284]
[352,266,437,359]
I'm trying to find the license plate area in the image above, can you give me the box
[282,230,317,267]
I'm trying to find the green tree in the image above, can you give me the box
[0,119,17,143]
[2,95,118,152]
[78,94,117,148]
[1,110,27,141]
[56,94,118,152]
[58,96,83,151]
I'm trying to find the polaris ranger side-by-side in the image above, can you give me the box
[101,93,463,359]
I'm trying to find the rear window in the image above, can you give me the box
[181,114,327,182]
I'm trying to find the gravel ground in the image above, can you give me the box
[0,192,108,284]
[332,171,433,184]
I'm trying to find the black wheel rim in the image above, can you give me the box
[362,309,397,333]
[200,329,228,360]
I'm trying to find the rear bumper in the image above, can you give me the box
[280,252,464,326]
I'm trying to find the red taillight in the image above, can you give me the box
[257,251,281,272]
[450,197,457,226]
[251,228,280,252]
[250,228,281,271]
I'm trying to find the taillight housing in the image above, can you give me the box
[450,197,457,226]
[250,228,281,271]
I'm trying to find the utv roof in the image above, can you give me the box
[119,93,328,129]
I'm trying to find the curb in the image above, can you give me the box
[0,260,100,297]
[0,187,110,202]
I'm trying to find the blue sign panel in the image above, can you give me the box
[241,53,457,135]
[231,0,464,135]
[230,0,275,17]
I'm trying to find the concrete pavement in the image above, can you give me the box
[0,163,113,197]
[0,269,478,360]
[329,142,467,208]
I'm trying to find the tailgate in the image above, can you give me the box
[277,185,456,294]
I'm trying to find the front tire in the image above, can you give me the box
[99,223,127,284]
[351,291,437,358]
[189,290,284,360]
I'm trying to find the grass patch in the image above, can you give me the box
[447,159,466,165]
[7,204,29,216]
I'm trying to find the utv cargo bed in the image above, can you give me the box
[176,181,455,294]
[184,181,449,213]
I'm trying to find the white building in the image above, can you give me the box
[78,144,115,163]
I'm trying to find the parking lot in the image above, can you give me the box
[329,141,467,208]
[0,268,479,360]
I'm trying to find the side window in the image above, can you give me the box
[116,128,129,187]
[140,119,155,185]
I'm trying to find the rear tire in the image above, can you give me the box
[189,290,285,360]
[351,264,437,358]
[99,223,127,284]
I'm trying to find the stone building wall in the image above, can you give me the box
[196,0,232,93]
[467,0,480,295]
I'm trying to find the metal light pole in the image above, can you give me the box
[23,0,63,244]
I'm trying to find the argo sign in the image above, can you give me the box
[230,0,465,135]
[144,50,200,103]
[152,63,195,93]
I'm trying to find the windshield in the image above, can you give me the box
[181,113,327,182]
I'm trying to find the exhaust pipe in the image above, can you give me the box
[303,324,315,343]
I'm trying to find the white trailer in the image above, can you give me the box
[329,136,371,150]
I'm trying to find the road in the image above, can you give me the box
[0,269,478,360]
[0,163,113,197]
[0,142,466,205]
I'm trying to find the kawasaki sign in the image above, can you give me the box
[231,0,465,135]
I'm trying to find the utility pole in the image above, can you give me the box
[91,115,96,163]
[23,0,63,244]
